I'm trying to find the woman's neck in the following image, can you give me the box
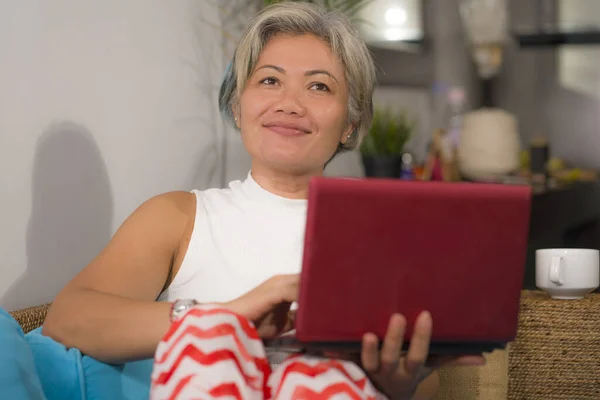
[249,164,322,200]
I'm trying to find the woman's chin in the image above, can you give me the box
[260,155,321,174]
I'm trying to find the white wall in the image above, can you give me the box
[558,0,600,100]
[547,0,600,169]
[0,0,229,311]
[0,1,430,311]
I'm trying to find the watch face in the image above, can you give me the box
[171,299,197,322]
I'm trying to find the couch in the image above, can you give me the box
[9,291,600,399]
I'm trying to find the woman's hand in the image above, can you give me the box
[361,311,486,399]
[221,274,299,338]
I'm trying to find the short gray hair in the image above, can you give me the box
[219,1,376,156]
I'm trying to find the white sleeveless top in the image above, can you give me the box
[158,171,308,303]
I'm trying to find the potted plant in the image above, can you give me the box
[360,107,415,178]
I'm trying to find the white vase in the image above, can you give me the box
[458,108,520,180]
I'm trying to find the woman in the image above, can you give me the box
[43,2,484,399]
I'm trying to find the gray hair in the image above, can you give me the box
[219,1,376,157]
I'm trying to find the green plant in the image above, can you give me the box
[360,107,415,156]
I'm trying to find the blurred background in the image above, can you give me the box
[1,0,599,311]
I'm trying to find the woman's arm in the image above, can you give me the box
[42,191,196,364]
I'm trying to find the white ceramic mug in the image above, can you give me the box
[536,248,600,299]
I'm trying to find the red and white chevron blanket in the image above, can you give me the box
[150,304,385,399]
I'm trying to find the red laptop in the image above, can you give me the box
[287,177,532,355]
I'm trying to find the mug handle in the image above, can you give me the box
[549,256,564,286]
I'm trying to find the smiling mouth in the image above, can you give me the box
[264,124,311,137]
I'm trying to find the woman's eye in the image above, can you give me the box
[260,77,278,85]
[311,83,330,92]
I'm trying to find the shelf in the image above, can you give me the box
[514,29,600,48]
[366,38,425,53]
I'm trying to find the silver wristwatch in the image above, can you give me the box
[170,298,199,322]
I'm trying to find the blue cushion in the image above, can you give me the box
[0,308,46,400]
[81,357,153,400]
[26,327,84,400]
[26,327,153,400]
[0,309,153,400]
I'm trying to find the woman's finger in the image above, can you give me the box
[273,301,292,331]
[360,333,380,373]
[379,314,406,375]
[404,311,432,376]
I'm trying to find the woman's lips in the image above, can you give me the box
[266,125,309,137]
[263,122,311,137]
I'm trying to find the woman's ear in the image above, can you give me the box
[232,105,241,129]
[340,123,356,145]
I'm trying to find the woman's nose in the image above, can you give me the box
[275,87,306,116]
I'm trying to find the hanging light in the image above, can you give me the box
[459,0,509,79]
[356,0,424,51]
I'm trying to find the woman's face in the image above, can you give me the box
[236,34,353,175]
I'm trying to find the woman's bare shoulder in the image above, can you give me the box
[127,190,197,228]
[104,190,198,253]
[141,191,196,218]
